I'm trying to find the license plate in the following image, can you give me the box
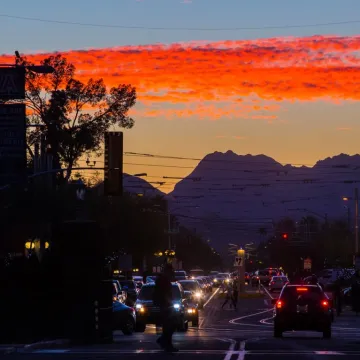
[297,305,308,313]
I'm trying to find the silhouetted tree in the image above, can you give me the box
[14,53,136,182]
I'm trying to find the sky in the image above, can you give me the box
[1,0,360,193]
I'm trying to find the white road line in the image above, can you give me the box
[221,338,236,360]
[261,284,274,299]
[204,287,220,308]
[259,316,274,325]
[237,340,246,360]
[229,308,273,324]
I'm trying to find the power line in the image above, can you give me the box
[1,14,360,31]
[124,152,360,170]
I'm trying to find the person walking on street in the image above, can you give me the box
[221,285,233,309]
[231,280,238,310]
[153,263,178,353]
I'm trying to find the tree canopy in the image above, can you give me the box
[16,53,136,181]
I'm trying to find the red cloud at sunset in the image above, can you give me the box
[1,35,360,119]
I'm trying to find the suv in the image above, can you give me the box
[134,283,189,332]
[273,284,332,338]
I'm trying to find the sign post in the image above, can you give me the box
[0,67,25,100]
[0,104,26,186]
[236,248,246,294]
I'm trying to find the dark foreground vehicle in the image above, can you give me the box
[272,284,332,338]
[135,283,189,332]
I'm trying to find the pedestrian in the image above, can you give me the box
[153,263,178,353]
[221,285,233,309]
[231,281,238,310]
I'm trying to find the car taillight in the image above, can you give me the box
[321,300,329,307]
[270,281,274,285]
[276,300,282,309]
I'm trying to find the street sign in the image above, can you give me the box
[0,104,26,186]
[0,67,26,100]
[304,257,312,270]
[234,257,242,267]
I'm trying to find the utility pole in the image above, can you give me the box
[355,188,359,254]
[167,211,171,250]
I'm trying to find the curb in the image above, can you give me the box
[23,339,70,352]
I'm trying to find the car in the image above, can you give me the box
[178,279,205,308]
[134,282,189,333]
[269,276,289,292]
[272,284,332,338]
[119,280,138,306]
[113,300,136,335]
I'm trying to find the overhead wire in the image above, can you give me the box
[1,14,360,31]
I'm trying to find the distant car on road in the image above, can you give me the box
[269,276,289,292]
[272,284,332,338]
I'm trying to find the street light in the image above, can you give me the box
[342,191,359,255]
[0,64,55,74]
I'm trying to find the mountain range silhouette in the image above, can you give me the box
[124,151,360,250]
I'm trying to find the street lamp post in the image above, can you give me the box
[237,248,246,294]
[167,204,199,249]
[343,189,359,255]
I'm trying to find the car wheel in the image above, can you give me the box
[122,316,135,335]
[135,322,146,333]
[274,326,283,338]
[192,316,199,327]
[323,327,331,339]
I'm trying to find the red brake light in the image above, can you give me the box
[296,287,308,292]
[276,300,282,309]
[322,300,329,307]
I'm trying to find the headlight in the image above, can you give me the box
[195,292,202,298]
[213,279,218,282]
[187,308,196,314]
[135,304,142,310]
[174,303,180,309]
[225,279,230,283]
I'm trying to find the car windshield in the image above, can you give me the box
[258,271,269,276]
[178,281,199,291]
[119,281,135,289]
[175,271,186,276]
[274,277,287,281]
[138,285,181,300]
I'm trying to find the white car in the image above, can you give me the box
[269,276,289,292]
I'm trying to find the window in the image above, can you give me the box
[138,285,182,300]
[179,281,200,291]
[119,281,135,289]
[281,286,323,302]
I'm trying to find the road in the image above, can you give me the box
[4,287,360,359]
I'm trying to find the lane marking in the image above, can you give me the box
[261,284,274,299]
[237,340,246,360]
[221,338,237,360]
[32,349,360,356]
[204,287,220,308]
[229,308,273,324]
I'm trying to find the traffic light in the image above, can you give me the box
[282,233,288,239]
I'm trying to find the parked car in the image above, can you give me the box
[119,280,138,306]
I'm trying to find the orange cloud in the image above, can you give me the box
[336,127,352,131]
[2,35,360,119]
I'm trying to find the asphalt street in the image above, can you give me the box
[3,287,360,359]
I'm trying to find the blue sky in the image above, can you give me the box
[1,0,360,53]
[2,0,360,192]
